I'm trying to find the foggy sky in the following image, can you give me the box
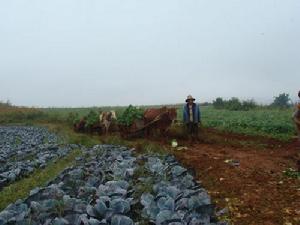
[0,0,299,107]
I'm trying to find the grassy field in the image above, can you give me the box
[1,105,296,141]
[0,107,45,124]
[200,107,295,141]
[42,105,296,141]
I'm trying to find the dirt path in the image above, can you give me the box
[174,139,300,225]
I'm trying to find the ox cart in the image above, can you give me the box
[119,109,176,138]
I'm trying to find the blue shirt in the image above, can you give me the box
[183,103,201,123]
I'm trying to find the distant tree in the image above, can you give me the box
[225,97,242,111]
[241,99,257,111]
[213,97,225,109]
[271,93,291,108]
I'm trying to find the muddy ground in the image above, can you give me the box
[99,125,300,225]
[169,129,300,225]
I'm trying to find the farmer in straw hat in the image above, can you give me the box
[183,95,201,140]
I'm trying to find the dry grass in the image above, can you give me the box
[0,107,45,124]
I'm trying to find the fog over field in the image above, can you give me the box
[0,0,299,107]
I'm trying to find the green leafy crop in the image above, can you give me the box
[85,110,99,129]
[117,105,144,126]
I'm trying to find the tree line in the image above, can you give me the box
[212,93,293,111]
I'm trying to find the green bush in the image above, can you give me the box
[85,110,99,129]
[117,105,144,126]
[67,112,80,126]
[225,97,243,111]
[212,97,225,109]
[241,100,257,111]
[271,93,291,108]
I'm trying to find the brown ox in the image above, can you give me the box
[100,111,117,134]
[144,107,177,137]
[74,117,86,133]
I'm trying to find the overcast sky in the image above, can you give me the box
[0,0,299,107]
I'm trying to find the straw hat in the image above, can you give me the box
[186,95,196,102]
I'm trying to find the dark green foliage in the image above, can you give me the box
[85,110,99,129]
[212,97,225,109]
[271,93,291,108]
[226,97,242,111]
[67,112,80,126]
[117,105,144,126]
[241,99,257,111]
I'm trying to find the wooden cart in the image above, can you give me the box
[119,111,170,138]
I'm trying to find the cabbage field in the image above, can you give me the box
[0,126,225,225]
[0,127,76,190]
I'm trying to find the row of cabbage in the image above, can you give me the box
[0,144,226,225]
[0,126,74,189]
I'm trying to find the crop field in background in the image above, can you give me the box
[199,107,295,141]
[0,105,295,141]
[42,105,296,141]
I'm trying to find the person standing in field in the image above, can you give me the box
[183,95,201,140]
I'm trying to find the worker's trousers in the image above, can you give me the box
[186,122,199,137]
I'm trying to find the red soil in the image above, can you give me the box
[172,131,300,225]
